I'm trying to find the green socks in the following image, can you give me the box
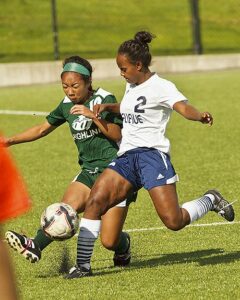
[33,229,53,251]
[33,229,130,254]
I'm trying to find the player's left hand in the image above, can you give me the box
[200,112,213,126]
[0,136,9,147]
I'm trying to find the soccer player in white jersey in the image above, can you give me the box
[66,31,235,279]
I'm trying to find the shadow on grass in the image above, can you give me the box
[93,248,240,276]
[37,244,74,278]
[131,248,240,267]
[37,248,240,278]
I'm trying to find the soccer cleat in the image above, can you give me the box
[113,232,131,267]
[64,265,93,279]
[5,230,41,263]
[205,190,235,222]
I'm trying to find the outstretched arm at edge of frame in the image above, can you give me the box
[173,101,213,126]
[2,121,57,147]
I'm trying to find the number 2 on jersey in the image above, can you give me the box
[134,96,146,113]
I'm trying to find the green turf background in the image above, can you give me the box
[0,0,239,62]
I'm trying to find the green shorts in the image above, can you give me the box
[73,169,137,207]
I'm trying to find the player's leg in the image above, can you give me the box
[141,149,234,230]
[61,181,90,212]
[101,206,129,251]
[5,181,91,263]
[149,184,190,230]
[100,191,137,267]
[65,168,133,279]
[149,184,234,231]
[101,205,131,266]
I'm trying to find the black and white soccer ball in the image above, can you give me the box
[40,203,79,241]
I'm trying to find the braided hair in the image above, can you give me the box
[118,31,155,69]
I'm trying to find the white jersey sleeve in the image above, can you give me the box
[158,80,188,109]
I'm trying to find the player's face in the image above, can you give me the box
[116,54,142,85]
[61,72,91,104]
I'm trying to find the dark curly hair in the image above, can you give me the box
[118,31,155,68]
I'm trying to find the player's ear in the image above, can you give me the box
[136,61,143,71]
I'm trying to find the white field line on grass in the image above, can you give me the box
[0,109,48,116]
[126,220,240,233]
[74,221,240,236]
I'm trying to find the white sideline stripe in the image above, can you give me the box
[75,221,240,236]
[0,110,48,116]
[125,221,240,233]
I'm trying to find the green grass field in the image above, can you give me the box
[0,0,240,62]
[1,69,240,299]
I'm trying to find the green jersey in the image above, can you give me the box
[46,88,122,172]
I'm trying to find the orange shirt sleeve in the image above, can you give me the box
[0,142,31,223]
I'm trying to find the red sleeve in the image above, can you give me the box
[0,142,31,223]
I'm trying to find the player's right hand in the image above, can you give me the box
[200,112,213,126]
[93,104,105,117]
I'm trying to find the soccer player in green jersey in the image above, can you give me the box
[4,56,135,276]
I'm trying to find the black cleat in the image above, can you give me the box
[5,230,41,263]
[205,190,235,222]
[113,232,131,267]
[64,265,93,279]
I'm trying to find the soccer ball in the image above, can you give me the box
[40,203,79,240]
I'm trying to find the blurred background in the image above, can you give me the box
[0,0,239,63]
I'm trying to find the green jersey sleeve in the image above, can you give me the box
[101,95,122,127]
[46,101,66,127]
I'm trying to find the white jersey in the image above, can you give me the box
[118,73,187,156]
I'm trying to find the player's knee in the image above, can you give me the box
[101,235,118,250]
[165,223,182,231]
[161,215,183,231]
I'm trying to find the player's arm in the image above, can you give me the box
[92,118,121,143]
[70,105,121,142]
[93,103,121,117]
[4,121,57,146]
[173,101,213,125]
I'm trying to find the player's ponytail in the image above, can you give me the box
[134,31,154,49]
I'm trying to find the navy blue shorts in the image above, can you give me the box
[108,148,179,191]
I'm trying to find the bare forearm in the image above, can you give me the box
[173,101,213,125]
[92,117,121,143]
[6,122,55,146]
[180,104,202,121]
[104,103,120,114]
[93,103,121,116]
